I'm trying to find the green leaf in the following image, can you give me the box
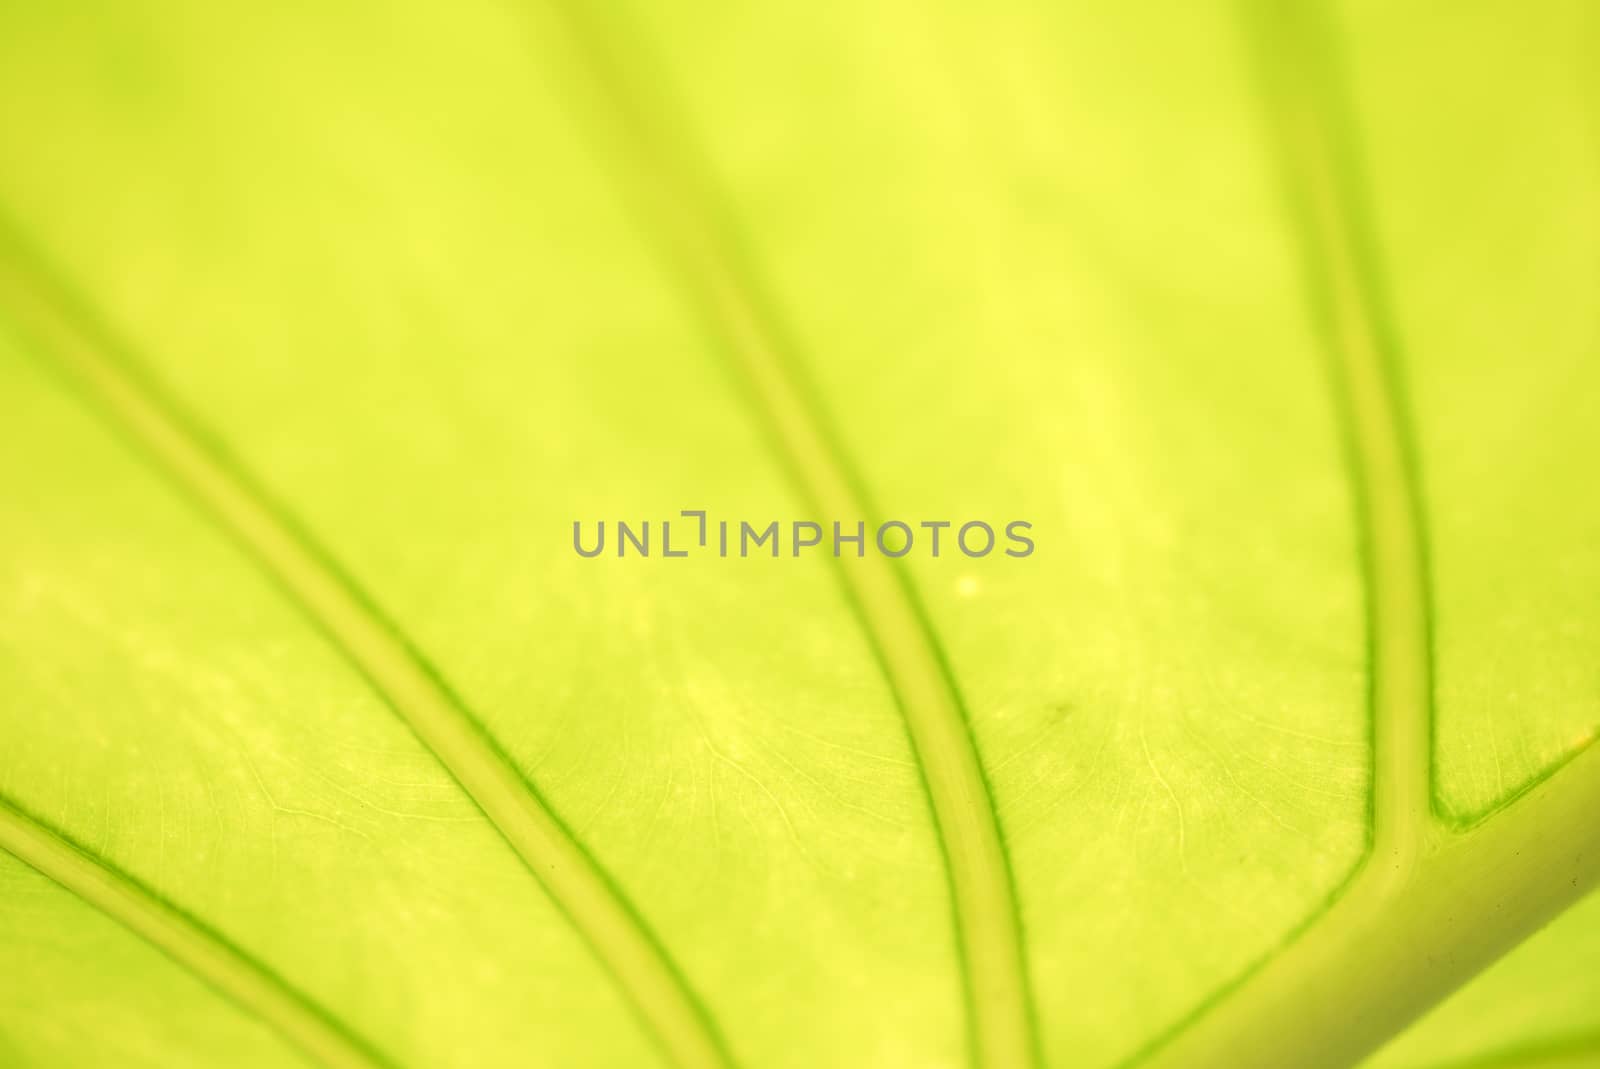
[1365,886,1600,1069]
[0,2,1594,1069]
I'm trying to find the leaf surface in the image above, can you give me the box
[0,2,1594,1068]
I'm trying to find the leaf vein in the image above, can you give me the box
[0,221,732,1069]
[525,6,1042,1067]
[0,795,397,1069]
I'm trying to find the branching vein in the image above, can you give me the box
[1129,5,1600,1066]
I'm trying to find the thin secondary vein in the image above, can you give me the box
[0,227,732,1069]
[532,8,1040,1068]
[1252,0,1434,868]
[0,795,396,1069]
